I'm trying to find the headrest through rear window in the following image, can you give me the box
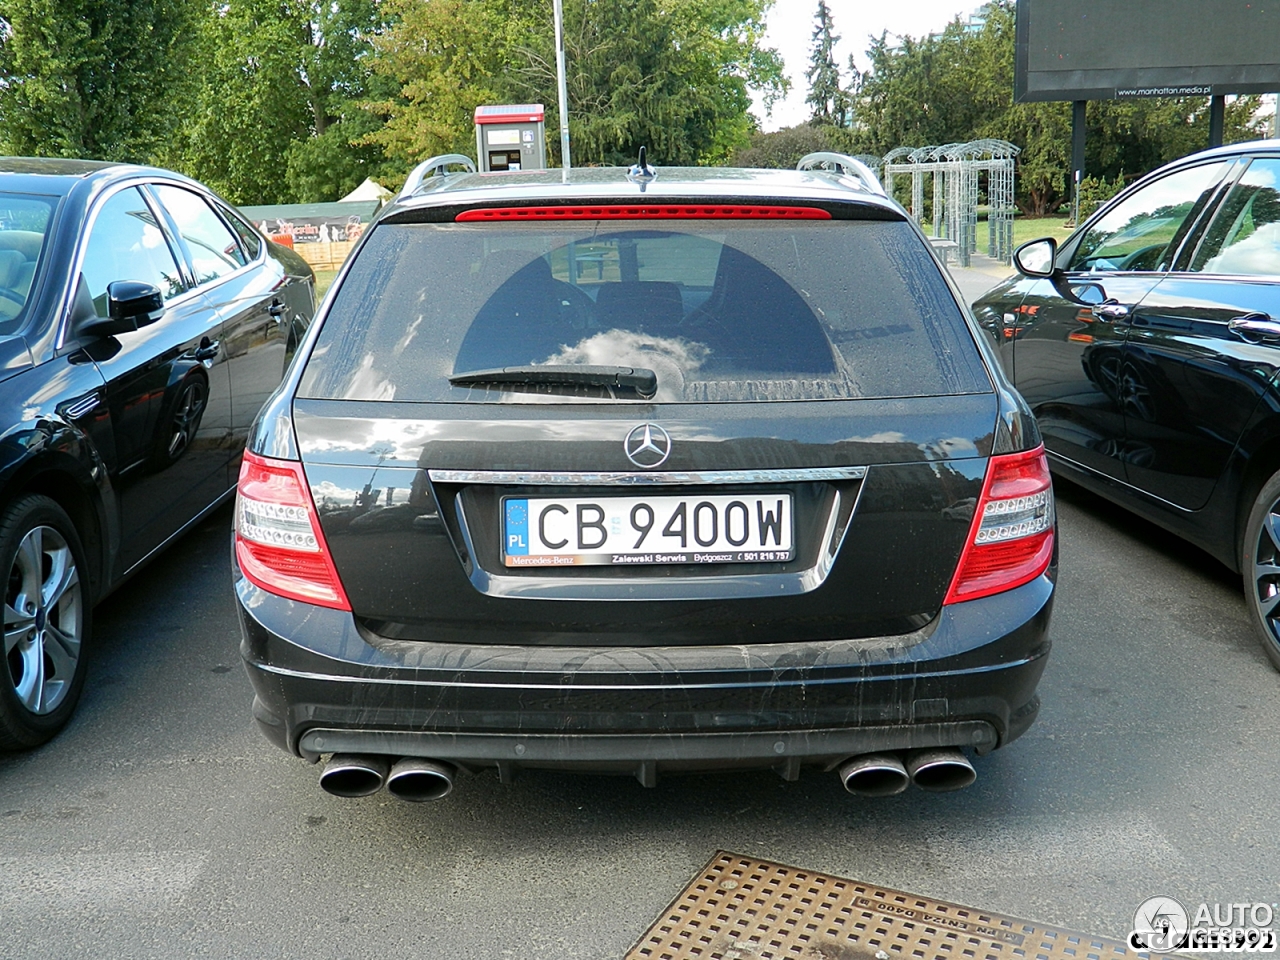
[0,249,25,289]
[594,282,683,333]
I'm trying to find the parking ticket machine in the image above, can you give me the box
[474,104,547,173]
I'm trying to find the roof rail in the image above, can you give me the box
[398,154,478,199]
[796,152,886,197]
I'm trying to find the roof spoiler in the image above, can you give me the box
[399,154,478,200]
[796,153,886,197]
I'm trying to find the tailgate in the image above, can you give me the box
[295,394,997,646]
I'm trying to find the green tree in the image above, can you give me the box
[366,0,786,173]
[851,0,1265,214]
[804,1,848,126]
[992,101,1071,215]
[0,0,200,160]
[856,22,995,155]
[363,0,523,167]
[730,122,862,169]
[172,0,392,205]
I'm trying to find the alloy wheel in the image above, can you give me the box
[1119,363,1156,422]
[167,380,207,459]
[4,525,83,715]
[1250,500,1280,659]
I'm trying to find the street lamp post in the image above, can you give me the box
[553,0,572,175]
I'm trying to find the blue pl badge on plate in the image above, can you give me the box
[505,499,529,556]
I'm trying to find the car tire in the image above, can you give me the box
[1241,470,1280,671]
[0,495,91,749]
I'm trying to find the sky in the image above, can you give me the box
[750,1,983,131]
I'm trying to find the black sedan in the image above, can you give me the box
[972,139,1280,669]
[0,158,313,747]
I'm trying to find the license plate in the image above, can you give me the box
[503,494,795,567]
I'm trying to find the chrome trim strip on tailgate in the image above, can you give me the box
[427,467,867,486]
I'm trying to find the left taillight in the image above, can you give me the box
[234,451,350,610]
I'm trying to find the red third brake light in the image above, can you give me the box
[234,451,350,610]
[945,445,1055,604]
[454,204,832,222]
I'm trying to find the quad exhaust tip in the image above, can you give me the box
[838,748,977,796]
[318,754,456,801]
[838,753,910,797]
[386,757,456,802]
[905,747,977,792]
[319,753,390,798]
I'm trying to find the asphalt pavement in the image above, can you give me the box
[948,253,1016,304]
[1,266,1277,957]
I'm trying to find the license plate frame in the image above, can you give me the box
[502,493,795,567]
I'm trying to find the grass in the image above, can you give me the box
[313,269,339,300]
[1012,215,1074,248]
[920,212,1075,261]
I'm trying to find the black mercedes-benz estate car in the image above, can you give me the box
[234,153,1056,802]
[0,158,313,748]
[972,140,1280,671]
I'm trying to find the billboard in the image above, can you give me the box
[237,200,380,246]
[1015,0,1280,102]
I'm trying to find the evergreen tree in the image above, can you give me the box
[0,0,200,160]
[805,1,848,125]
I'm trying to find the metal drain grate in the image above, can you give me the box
[626,852,1168,960]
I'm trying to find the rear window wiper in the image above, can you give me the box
[448,364,658,399]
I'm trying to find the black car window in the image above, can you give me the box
[1187,158,1280,276]
[0,192,54,332]
[152,184,247,284]
[82,187,188,317]
[298,219,991,403]
[218,202,263,260]
[1069,162,1229,273]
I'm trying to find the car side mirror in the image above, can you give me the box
[77,280,166,339]
[1013,238,1058,278]
[108,280,165,328]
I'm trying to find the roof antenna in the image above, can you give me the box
[627,146,657,188]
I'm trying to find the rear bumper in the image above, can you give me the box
[237,572,1052,776]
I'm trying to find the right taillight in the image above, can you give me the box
[234,451,350,610]
[944,445,1055,604]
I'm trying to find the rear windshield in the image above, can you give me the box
[297,219,990,402]
[0,192,54,335]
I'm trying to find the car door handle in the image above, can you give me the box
[194,338,220,362]
[267,299,286,320]
[1091,299,1131,322]
[1228,314,1280,342]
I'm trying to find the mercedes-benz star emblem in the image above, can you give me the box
[624,423,671,469]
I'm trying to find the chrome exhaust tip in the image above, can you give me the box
[905,748,976,792]
[319,753,390,798]
[837,753,910,797]
[386,757,456,802]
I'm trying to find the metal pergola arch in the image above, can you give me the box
[881,139,1020,266]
